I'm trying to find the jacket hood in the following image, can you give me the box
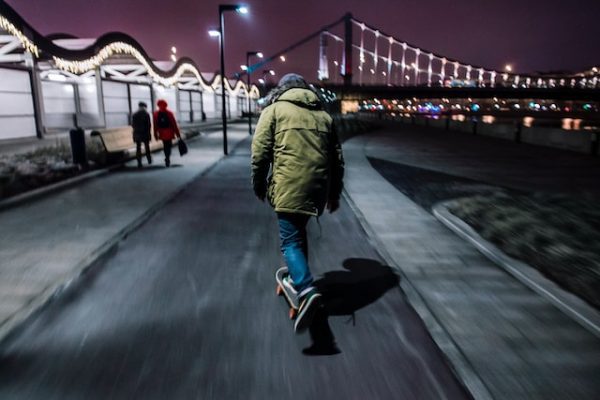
[157,99,168,110]
[275,88,322,110]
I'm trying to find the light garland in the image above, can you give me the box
[349,17,507,86]
[0,15,40,57]
[51,41,257,96]
[0,11,220,91]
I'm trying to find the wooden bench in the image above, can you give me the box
[90,126,163,163]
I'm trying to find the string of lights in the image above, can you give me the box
[0,14,39,57]
[0,11,259,97]
[347,17,599,89]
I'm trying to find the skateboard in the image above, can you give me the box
[275,266,299,320]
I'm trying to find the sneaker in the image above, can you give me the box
[282,274,297,295]
[294,288,322,333]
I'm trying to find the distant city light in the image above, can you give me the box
[269,70,275,75]
[258,78,265,84]
[170,54,176,62]
[171,46,177,54]
[208,29,220,37]
[505,64,513,72]
[256,52,264,58]
[240,65,248,71]
[333,61,339,66]
[280,55,286,62]
[236,6,249,14]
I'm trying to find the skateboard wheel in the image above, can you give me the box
[289,308,297,320]
[276,285,283,296]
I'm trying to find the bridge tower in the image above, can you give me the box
[342,12,353,86]
[318,32,329,81]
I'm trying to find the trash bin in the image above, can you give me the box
[69,127,87,167]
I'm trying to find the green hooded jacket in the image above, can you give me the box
[251,88,344,216]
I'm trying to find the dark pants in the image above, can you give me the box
[135,140,151,164]
[162,140,172,163]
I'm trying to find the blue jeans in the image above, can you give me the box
[277,213,313,294]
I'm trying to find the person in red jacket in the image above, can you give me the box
[153,99,181,167]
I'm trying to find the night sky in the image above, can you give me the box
[7,0,600,82]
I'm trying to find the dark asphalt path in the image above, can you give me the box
[0,140,468,399]
[365,122,600,196]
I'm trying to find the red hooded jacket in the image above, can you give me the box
[153,99,181,141]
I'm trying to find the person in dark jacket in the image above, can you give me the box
[131,101,152,168]
[252,73,344,333]
[153,99,181,167]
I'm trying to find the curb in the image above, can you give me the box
[433,200,600,338]
[342,190,493,400]
[0,134,249,345]
[0,167,114,213]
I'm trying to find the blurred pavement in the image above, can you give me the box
[0,120,599,399]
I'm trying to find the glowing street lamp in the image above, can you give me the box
[215,4,249,155]
[279,55,286,62]
[505,64,513,73]
[260,69,276,87]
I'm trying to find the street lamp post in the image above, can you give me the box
[262,69,275,86]
[246,51,263,135]
[217,4,248,155]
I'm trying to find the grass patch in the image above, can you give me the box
[0,142,82,200]
[448,192,600,309]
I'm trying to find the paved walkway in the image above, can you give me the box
[0,124,248,340]
[343,126,600,399]
[0,119,225,157]
[1,119,599,399]
[0,135,468,399]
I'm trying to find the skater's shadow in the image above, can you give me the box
[303,258,400,356]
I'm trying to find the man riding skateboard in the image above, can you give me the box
[251,73,344,332]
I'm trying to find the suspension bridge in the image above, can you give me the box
[250,13,600,89]
[0,1,598,141]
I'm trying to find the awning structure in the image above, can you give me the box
[0,1,260,139]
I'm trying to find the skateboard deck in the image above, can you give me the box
[275,266,299,319]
